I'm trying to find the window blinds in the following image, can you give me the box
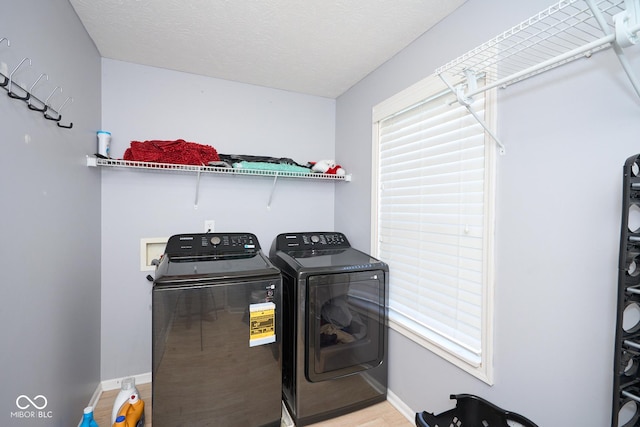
[377,90,488,367]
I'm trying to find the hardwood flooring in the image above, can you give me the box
[92,382,413,426]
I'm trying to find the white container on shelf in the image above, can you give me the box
[97,130,111,157]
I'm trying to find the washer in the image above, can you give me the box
[152,233,282,427]
[269,232,389,426]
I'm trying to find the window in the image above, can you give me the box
[372,74,496,383]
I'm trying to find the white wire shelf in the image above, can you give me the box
[86,156,351,182]
[434,0,640,156]
[436,0,637,97]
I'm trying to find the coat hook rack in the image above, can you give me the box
[0,38,74,129]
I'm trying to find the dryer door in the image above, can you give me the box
[305,270,386,382]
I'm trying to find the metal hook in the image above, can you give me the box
[57,117,73,129]
[55,97,74,129]
[57,96,73,113]
[0,38,11,87]
[7,57,32,100]
[27,73,48,112]
[44,86,61,107]
[43,87,61,120]
[45,95,72,123]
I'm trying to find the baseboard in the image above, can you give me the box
[87,385,103,411]
[100,372,152,392]
[387,388,415,424]
[78,385,104,427]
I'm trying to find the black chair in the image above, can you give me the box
[415,393,538,427]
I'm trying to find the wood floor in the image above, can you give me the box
[92,382,413,426]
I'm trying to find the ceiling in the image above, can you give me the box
[69,0,465,99]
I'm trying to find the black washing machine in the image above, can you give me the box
[153,233,282,427]
[269,232,388,426]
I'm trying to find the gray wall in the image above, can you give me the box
[336,0,640,425]
[100,59,337,380]
[5,1,637,425]
[0,1,101,425]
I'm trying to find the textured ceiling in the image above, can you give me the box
[69,0,465,98]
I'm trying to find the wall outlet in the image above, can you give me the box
[204,220,215,233]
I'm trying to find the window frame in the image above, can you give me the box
[371,74,496,384]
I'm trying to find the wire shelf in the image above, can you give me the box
[86,157,351,182]
[436,0,630,94]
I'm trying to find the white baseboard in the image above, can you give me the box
[78,385,105,427]
[87,385,103,411]
[387,389,415,424]
[101,372,152,392]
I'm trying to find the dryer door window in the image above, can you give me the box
[306,270,386,382]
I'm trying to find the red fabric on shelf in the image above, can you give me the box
[123,139,220,165]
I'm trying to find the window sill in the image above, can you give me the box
[389,313,493,385]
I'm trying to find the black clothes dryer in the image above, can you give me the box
[269,232,389,426]
[153,233,282,427]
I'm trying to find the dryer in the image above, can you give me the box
[269,232,388,426]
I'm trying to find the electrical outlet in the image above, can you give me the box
[204,220,215,233]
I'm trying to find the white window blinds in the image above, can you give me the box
[373,76,495,382]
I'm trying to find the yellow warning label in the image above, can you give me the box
[249,302,276,347]
[250,309,275,338]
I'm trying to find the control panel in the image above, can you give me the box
[274,232,350,251]
[165,233,260,256]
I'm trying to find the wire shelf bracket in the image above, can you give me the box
[439,70,507,155]
[436,0,640,154]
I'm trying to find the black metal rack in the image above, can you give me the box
[613,154,640,426]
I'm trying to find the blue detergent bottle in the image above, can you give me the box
[80,406,99,427]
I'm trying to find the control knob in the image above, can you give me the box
[210,236,221,245]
